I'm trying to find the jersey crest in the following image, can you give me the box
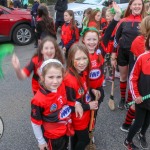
[78,88,84,95]
[89,69,101,79]
[50,103,57,112]
[59,105,71,120]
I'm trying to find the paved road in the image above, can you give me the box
[0,32,150,150]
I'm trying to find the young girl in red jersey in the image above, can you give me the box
[12,36,64,95]
[31,59,71,150]
[123,29,150,150]
[64,43,99,150]
[111,0,145,110]
[61,10,79,58]
[120,16,150,133]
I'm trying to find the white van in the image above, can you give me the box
[68,0,129,28]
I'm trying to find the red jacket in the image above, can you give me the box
[89,50,104,88]
[64,70,91,130]
[131,35,145,57]
[23,55,42,94]
[31,82,70,139]
[129,51,150,110]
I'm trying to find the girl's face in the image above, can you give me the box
[43,66,63,91]
[83,32,99,53]
[41,41,55,60]
[95,11,101,21]
[130,0,143,15]
[106,12,113,23]
[64,12,72,23]
[74,50,88,73]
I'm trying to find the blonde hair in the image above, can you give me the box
[140,16,150,36]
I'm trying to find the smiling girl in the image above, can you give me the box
[64,43,98,150]
[111,0,145,109]
[12,36,64,94]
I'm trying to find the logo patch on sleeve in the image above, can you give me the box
[85,91,91,103]
[59,105,71,120]
[89,69,101,79]
[50,103,57,112]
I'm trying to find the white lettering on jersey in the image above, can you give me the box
[89,69,101,79]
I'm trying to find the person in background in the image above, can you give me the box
[55,0,68,33]
[31,0,40,48]
[22,0,28,9]
[13,0,21,8]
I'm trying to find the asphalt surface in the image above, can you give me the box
[0,6,150,150]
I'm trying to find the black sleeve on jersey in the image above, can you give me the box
[25,58,35,73]
[31,104,44,121]
[65,32,76,50]
[114,21,123,48]
[65,86,76,102]
[103,19,118,47]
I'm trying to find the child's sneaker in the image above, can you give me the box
[118,98,125,110]
[102,80,106,87]
[106,76,113,82]
[120,124,131,133]
[115,71,120,78]
[123,139,139,150]
[138,133,148,149]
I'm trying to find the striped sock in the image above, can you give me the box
[124,107,135,125]
[126,89,132,103]
[120,81,127,100]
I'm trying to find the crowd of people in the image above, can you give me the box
[11,0,150,150]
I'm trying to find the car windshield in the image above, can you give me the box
[0,6,12,12]
[75,0,103,5]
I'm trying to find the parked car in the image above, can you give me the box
[68,0,129,28]
[0,6,33,45]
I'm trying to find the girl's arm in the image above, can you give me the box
[31,122,48,150]
[12,54,27,80]
[129,56,142,100]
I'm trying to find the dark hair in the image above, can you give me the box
[124,0,145,18]
[64,10,76,31]
[66,42,90,89]
[35,36,65,64]
[37,5,56,38]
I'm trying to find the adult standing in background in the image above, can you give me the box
[55,0,68,32]
[13,0,21,8]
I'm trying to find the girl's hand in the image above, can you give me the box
[135,96,143,104]
[12,54,20,70]
[39,143,49,150]
[113,2,121,14]
[111,53,117,68]
[89,101,98,110]
[75,103,83,118]
[92,89,101,100]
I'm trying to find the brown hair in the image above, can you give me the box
[82,30,101,63]
[66,42,90,90]
[124,0,145,18]
[145,34,150,50]
[64,10,76,31]
[88,9,101,30]
[35,36,65,64]
[140,16,150,36]
[40,62,64,88]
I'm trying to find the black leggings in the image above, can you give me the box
[71,128,90,150]
[127,105,150,142]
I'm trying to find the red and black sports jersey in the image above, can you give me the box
[114,14,142,49]
[61,23,76,50]
[89,51,104,88]
[129,51,150,110]
[131,35,145,57]
[23,55,42,94]
[31,82,70,139]
[64,69,91,130]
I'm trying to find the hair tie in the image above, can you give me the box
[80,27,99,36]
[40,59,63,73]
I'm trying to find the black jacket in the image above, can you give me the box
[55,0,68,22]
